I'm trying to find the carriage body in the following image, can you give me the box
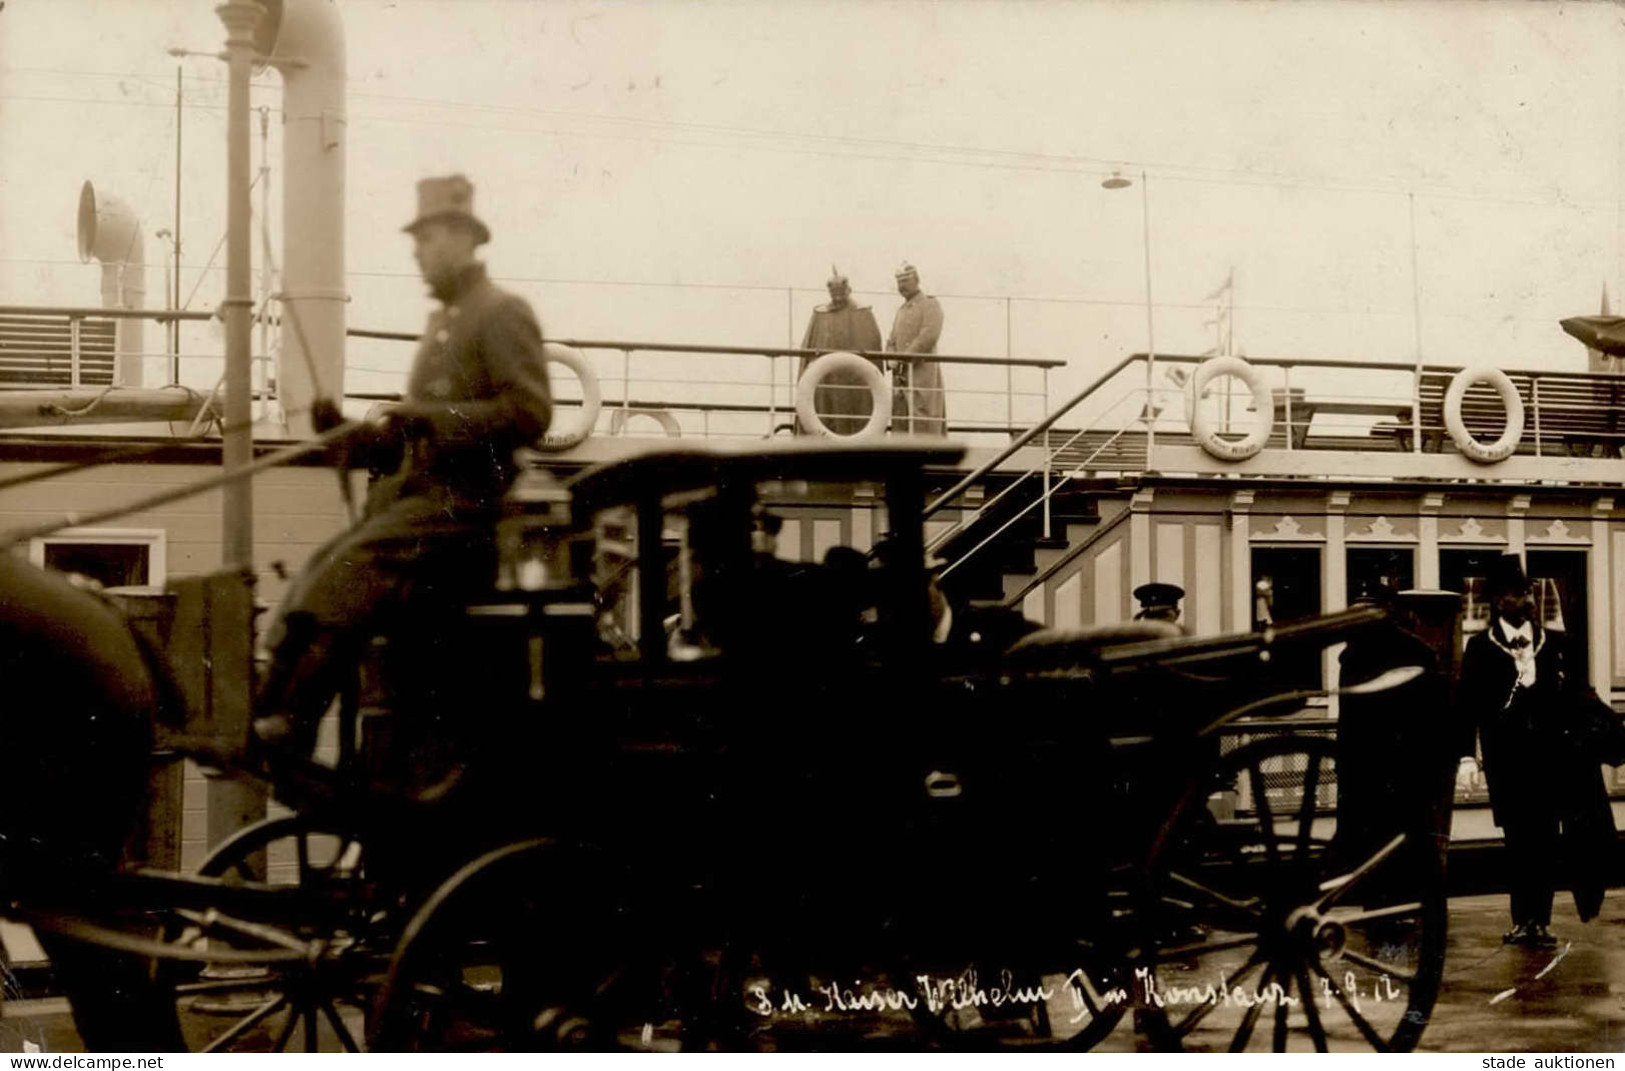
[0,440,1457,1051]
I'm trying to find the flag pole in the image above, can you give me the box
[1409,193,1424,453]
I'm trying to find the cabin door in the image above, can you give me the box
[1251,545,1322,690]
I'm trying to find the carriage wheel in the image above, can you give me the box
[1136,735,1446,1053]
[367,838,650,1052]
[158,814,378,1053]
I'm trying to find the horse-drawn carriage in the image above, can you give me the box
[0,439,1453,1052]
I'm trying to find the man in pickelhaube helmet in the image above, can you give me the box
[798,266,883,435]
[1457,552,1616,949]
[253,174,553,756]
[886,260,947,435]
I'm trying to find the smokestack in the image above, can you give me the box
[75,181,147,387]
[260,0,346,438]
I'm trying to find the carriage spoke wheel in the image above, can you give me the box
[1136,735,1445,1053]
[367,839,649,1052]
[158,815,379,1052]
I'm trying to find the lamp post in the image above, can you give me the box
[1103,169,1156,458]
[155,228,175,380]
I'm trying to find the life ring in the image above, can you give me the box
[608,406,682,438]
[536,343,602,451]
[1444,367,1524,463]
[1189,356,1273,461]
[795,351,889,439]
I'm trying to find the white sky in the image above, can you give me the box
[1,0,1622,425]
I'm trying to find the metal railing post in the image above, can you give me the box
[68,315,82,388]
[1532,376,1542,457]
[1411,368,1423,454]
[1283,365,1294,451]
[621,348,633,419]
[1042,443,1052,540]
[1005,298,1014,436]
[768,354,778,437]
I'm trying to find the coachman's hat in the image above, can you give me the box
[895,260,919,281]
[1486,551,1531,598]
[403,174,491,245]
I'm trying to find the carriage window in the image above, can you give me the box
[590,507,641,657]
[29,527,165,592]
[589,500,728,663]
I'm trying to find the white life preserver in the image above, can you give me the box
[1443,367,1523,463]
[537,342,602,451]
[1189,356,1274,461]
[795,351,890,439]
[608,406,682,438]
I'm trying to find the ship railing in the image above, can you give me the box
[348,327,1064,445]
[1140,353,1625,459]
[0,306,214,390]
[0,305,292,429]
[0,307,1063,441]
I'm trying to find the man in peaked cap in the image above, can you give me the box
[1457,552,1616,949]
[886,261,947,435]
[254,174,553,758]
[1132,581,1185,627]
[798,266,883,435]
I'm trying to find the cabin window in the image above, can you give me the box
[28,527,165,593]
[1438,548,1508,637]
[1527,549,1587,669]
[1346,547,1414,605]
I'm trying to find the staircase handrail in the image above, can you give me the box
[923,354,1139,521]
[936,393,1146,579]
[927,385,1145,559]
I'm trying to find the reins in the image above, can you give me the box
[0,422,363,551]
[0,440,195,494]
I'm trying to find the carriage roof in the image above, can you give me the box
[561,438,965,514]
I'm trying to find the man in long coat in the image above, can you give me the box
[887,261,946,436]
[798,268,883,435]
[1457,552,1616,948]
[253,174,553,755]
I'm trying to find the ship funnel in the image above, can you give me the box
[75,181,146,387]
[260,0,346,438]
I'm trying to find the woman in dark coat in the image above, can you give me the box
[1457,553,1616,948]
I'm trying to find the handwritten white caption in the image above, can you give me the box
[748,966,1404,1024]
